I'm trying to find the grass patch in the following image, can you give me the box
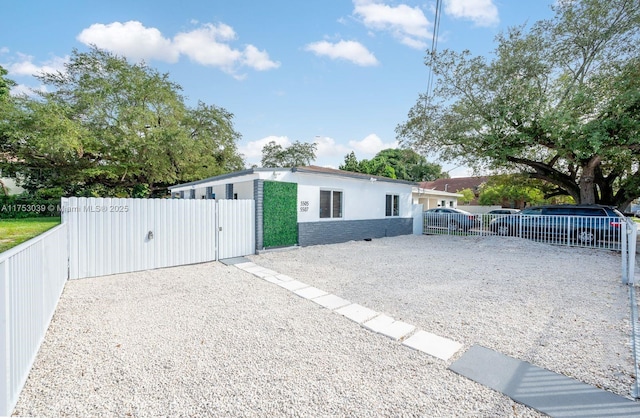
[0,217,61,253]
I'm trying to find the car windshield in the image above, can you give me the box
[521,208,543,215]
[612,208,625,218]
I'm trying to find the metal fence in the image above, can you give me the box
[0,223,68,417]
[423,212,634,251]
[63,197,220,279]
[1,197,256,415]
[63,197,255,280]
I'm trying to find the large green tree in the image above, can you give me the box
[477,174,550,207]
[339,148,446,182]
[261,140,317,167]
[0,47,244,197]
[0,65,17,195]
[397,0,640,210]
[0,65,15,101]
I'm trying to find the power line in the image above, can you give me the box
[425,0,443,108]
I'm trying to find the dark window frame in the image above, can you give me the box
[385,194,399,217]
[320,189,343,219]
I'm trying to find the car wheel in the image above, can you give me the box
[494,224,512,236]
[448,220,460,232]
[575,228,596,245]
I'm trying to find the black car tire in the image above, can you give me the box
[494,224,512,236]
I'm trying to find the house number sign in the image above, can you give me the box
[299,201,309,212]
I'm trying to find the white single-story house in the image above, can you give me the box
[170,166,421,249]
[411,186,462,210]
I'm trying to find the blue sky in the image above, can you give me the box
[1,0,555,177]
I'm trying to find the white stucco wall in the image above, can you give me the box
[169,169,415,222]
[288,172,412,222]
[234,181,254,199]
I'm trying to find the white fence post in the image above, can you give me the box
[412,204,423,235]
[1,259,9,417]
[628,222,638,285]
[623,221,629,284]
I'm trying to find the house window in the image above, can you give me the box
[320,190,342,218]
[190,189,196,199]
[206,186,213,199]
[385,194,399,217]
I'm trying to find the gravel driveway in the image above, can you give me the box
[13,234,636,416]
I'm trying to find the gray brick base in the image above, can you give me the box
[253,180,264,250]
[298,218,412,247]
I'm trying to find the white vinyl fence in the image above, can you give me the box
[1,223,68,417]
[2,197,256,415]
[63,197,255,279]
[63,197,220,279]
[217,199,255,260]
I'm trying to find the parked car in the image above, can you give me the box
[424,208,481,232]
[488,204,626,245]
[487,208,521,215]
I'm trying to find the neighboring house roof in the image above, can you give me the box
[412,186,462,198]
[170,165,417,190]
[419,176,489,194]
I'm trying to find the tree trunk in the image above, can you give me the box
[578,156,602,204]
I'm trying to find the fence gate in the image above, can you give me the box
[217,199,255,260]
[63,197,254,279]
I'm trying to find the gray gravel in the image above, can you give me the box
[13,234,635,417]
[14,257,539,417]
[250,234,636,401]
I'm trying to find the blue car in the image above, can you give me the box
[489,204,626,245]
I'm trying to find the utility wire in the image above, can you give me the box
[425,0,443,109]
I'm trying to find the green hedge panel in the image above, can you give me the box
[263,181,298,248]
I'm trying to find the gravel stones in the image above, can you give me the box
[14,233,632,416]
[250,234,636,401]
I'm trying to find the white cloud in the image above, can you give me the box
[239,135,292,165]
[348,134,397,156]
[242,45,281,71]
[77,21,179,63]
[76,20,279,77]
[10,83,46,97]
[314,136,350,160]
[3,53,68,77]
[240,134,396,169]
[174,23,242,71]
[444,0,499,27]
[304,40,378,66]
[353,0,430,49]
